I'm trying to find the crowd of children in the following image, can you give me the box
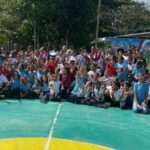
[0,44,149,114]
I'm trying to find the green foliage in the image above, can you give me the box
[143,51,150,63]
[0,0,150,49]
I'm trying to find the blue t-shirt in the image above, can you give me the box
[134,82,149,103]
[0,55,6,67]
[20,83,31,92]
[42,83,49,92]
[32,84,42,91]
[17,69,29,76]
[132,67,145,78]
[28,71,35,86]
[116,73,127,81]
[11,79,20,89]
[116,62,127,71]
[36,71,46,80]
[71,77,87,95]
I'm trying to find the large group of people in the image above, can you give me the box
[0,44,150,114]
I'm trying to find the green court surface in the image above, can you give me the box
[0,99,150,150]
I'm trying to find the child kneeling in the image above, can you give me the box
[133,73,149,114]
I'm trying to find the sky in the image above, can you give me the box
[135,0,150,5]
[134,0,150,9]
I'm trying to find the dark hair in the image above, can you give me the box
[124,81,131,88]
[14,71,19,76]
[111,55,116,62]
[127,74,133,82]
[117,48,124,53]
[118,56,124,61]
[136,60,143,66]
[112,80,120,88]
[119,68,124,72]
[145,69,149,74]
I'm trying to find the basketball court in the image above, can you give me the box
[0,99,150,150]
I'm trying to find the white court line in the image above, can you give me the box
[44,102,62,150]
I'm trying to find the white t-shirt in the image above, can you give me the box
[109,88,122,102]
[49,80,61,94]
[10,58,18,64]
[78,86,92,99]
[127,63,135,71]
[99,77,112,86]
[123,55,128,61]
[119,89,133,102]
[0,74,8,88]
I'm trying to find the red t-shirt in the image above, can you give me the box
[2,68,12,81]
[38,63,44,68]
[90,51,100,62]
[65,66,78,81]
[106,62,116,77]
[46,62,55,74]
[61,74,72,88]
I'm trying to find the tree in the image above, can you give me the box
[0,0,150,49]
[100,0,150,36]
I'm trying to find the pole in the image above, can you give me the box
[34,21,37,50]
[95,0,101,48]
[66,28,69,48]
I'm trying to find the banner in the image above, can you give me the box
[112,38,150,52]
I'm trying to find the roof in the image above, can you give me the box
[115,32,150,39]
[91,32,150,44]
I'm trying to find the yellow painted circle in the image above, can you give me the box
[0,138,111,150]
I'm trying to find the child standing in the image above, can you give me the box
[49,69,61,101]
[60,68,72,99]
